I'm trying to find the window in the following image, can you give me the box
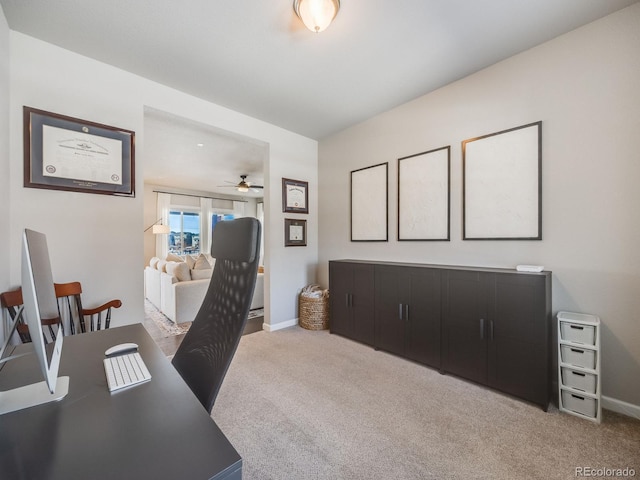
[168,210,201,256]
[211,213,235,233]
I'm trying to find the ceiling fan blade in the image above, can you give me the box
[249,184,264,189]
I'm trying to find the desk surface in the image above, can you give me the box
[0,324,242,480]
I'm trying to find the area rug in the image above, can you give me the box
[144,300,191,335]
[145,300,264,336]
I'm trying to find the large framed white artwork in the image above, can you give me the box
[351,163,388,242]
[398,146,450,241]
[463,121,542,240]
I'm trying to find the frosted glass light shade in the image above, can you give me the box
[293,0,340,33]
[152,224,170,235]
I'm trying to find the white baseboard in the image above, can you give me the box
[602,395,640,420]
[263,318,298,332]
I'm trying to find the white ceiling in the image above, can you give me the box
[2,0,637,194]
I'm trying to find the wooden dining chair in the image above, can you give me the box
[0,287,60,343]
[0,283,122,343]
[54,282,122,334]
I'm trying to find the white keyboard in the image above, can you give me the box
[103,352,152,392]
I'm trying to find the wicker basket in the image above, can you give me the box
[299,289,329,330]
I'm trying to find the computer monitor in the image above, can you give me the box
[0,229,69,415]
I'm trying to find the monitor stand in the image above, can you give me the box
[0,376,69,415]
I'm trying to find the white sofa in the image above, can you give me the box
[145,254,264,324]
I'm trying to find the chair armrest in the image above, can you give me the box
[82,299,122,316]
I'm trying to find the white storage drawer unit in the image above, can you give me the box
[560,367,597,394]
[561,390,598,418]
[560,345,597,369]
[557,311,601,423]
[560,322,596,345]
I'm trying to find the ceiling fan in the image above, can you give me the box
[219,174,264,193]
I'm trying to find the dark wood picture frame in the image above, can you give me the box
[24,106,135,197]
[463,121,542,240]
[284,218,307,247]
[282,178,309,214]
[398,146,450,241]
[351,162,388,242]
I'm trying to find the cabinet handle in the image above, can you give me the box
[572,371,586,377]
[480,318,485,339]
[399,304,404,320]
[345,293,350,308]
[570,325,584,330]
[489,320,494,340]
[570,348,584,354]
[405,304,409,322]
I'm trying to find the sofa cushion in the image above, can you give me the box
[166,261,191,282]
[190,268,213,280]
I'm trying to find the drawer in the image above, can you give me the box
[560,322,596,345]
[561,367,597,394]
[560,345,596,369]
[561,390,598,418]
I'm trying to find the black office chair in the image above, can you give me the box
[172,217,261,414]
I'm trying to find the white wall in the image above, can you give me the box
[0,7,10,298]
[9,32,318,331]
[318,4,640,410]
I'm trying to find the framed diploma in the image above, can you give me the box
[282,178,308,214]
[284,218,306,247]
[24,106,135,197]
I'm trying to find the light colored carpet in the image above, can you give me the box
[212,327,640,480]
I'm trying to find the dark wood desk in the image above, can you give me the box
[0,324,242,480]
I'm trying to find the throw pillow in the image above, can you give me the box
[150,257,160,269]
[166,253,183,262]
[156,259,168,273]
[185,254,196,269]
[166,261,191,282]
[193,254,211,270]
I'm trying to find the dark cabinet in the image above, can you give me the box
[441,270,490,384]
[374,265,441,368]
[329,260,551,410]
[442,270,551,409]
[329,261,375,346]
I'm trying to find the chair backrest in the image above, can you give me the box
[172,217,261,413]
[0,287,60,343]
[54,282,121,333]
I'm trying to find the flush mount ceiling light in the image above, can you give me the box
[293,0,340,33]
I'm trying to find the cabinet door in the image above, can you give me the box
[488,273,549,407]
[351,264,375,346]
[405,268,441,368]
[374,266,406,356]
[442,270,489,384]
[329,262,352,338]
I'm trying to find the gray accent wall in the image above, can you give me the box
[318,4,640,409]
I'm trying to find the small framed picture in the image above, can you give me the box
[284,218,307,247]
[282,178,308,214]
